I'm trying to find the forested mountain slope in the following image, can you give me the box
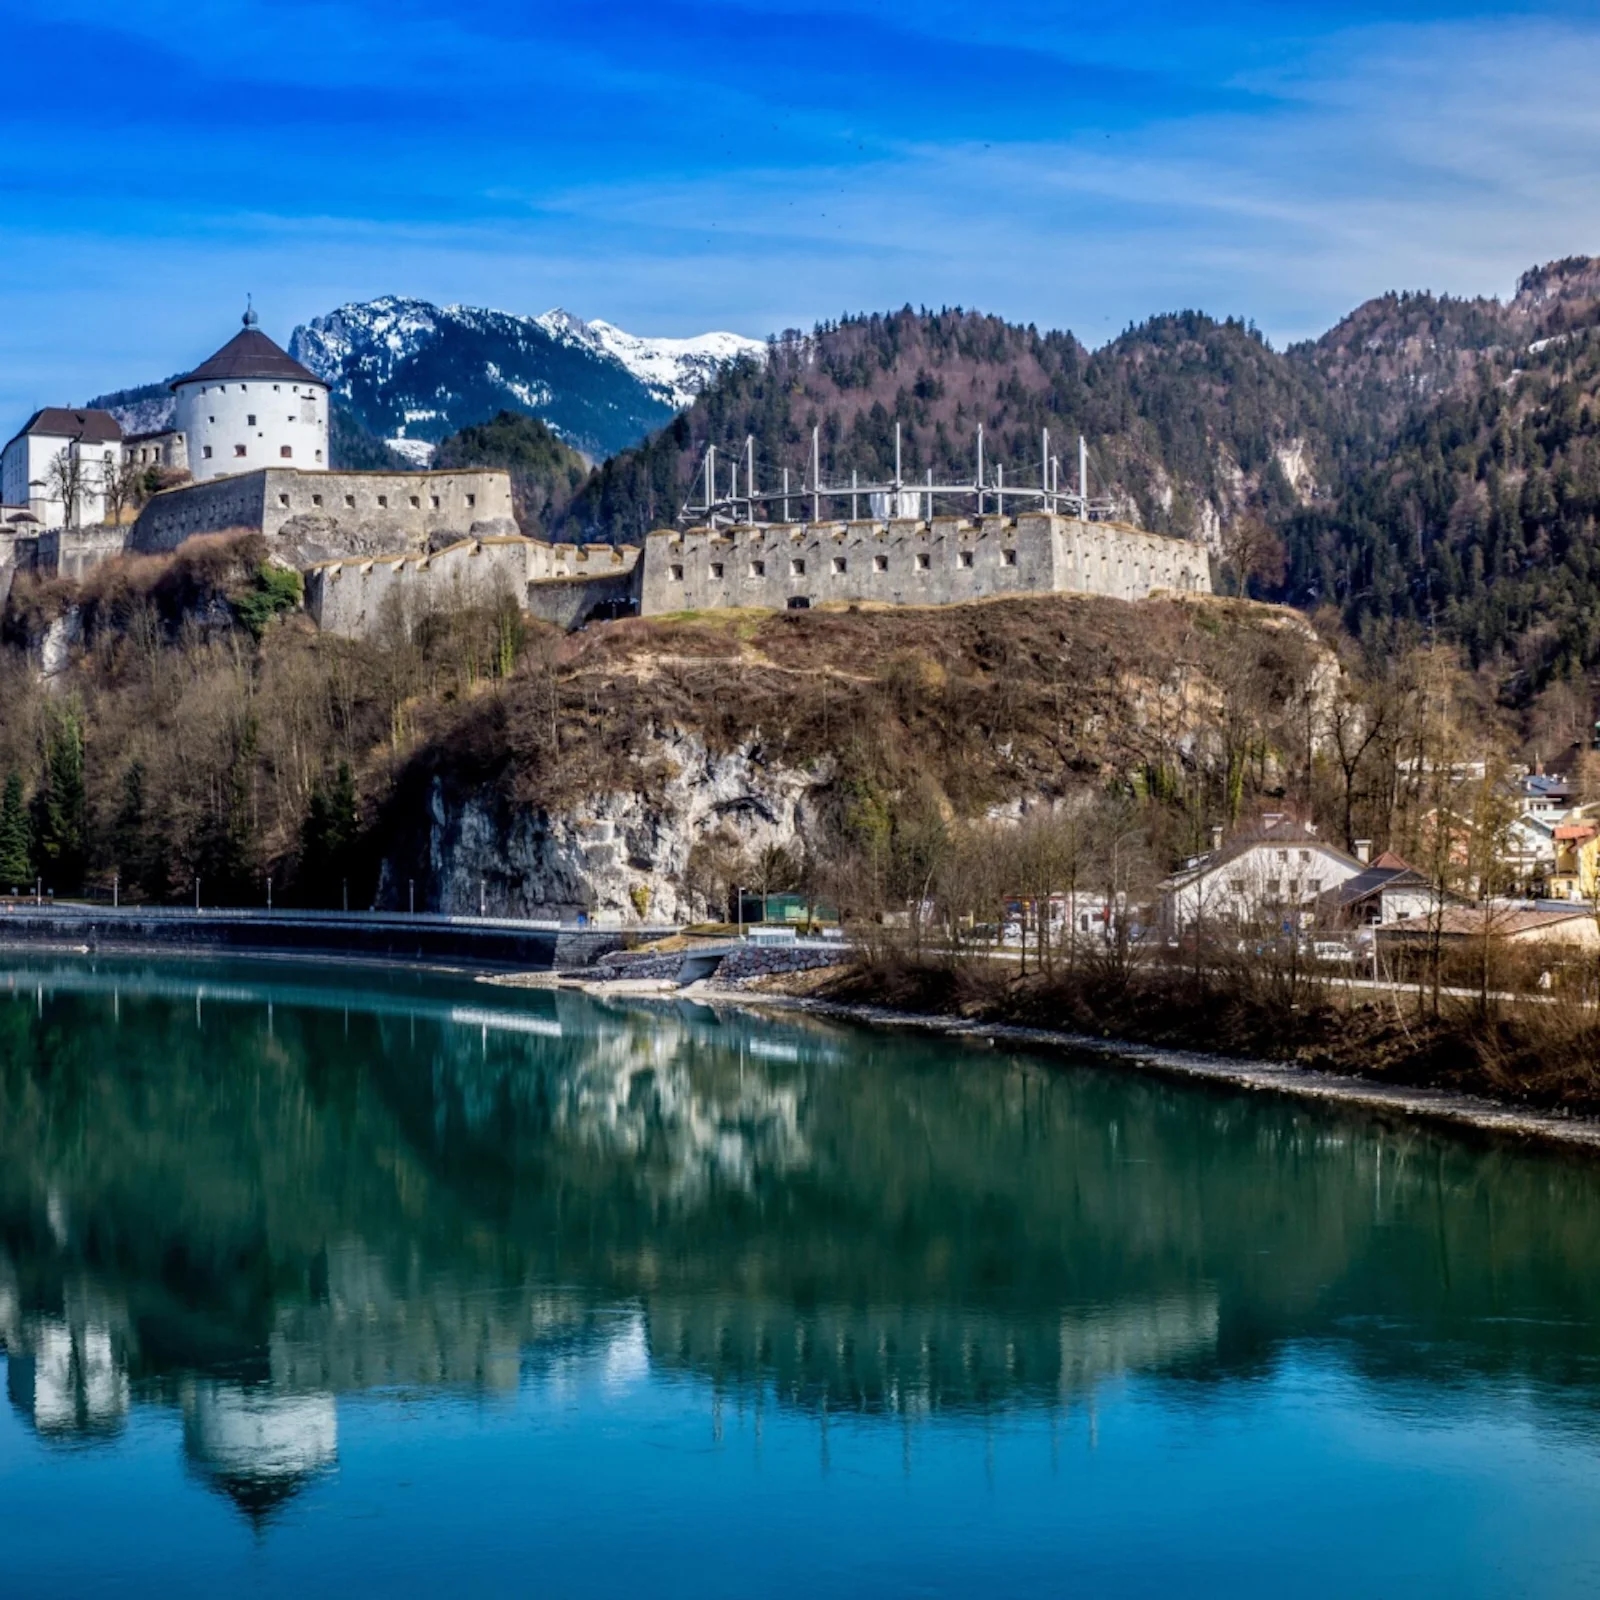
[556,307,1333,547]
[1282,259,1600,689]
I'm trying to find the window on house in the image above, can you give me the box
[312,494,323,507]
[1308,879,1323,894]
[1277,850,1288,863]
[409,495,420,508]
[247,414,256,426]
[280,446,293,459]
[1289,879,1301,897]
[377,495,388,508]
[234,445,247,457]
[1299,850,1311,864]
[915,552,931,570]
[958,550,974,568]
[278,494,289,507]
[669,563,684,581]
[1002,549,1018,566]
[749,559,765,577]
[832,557,846,575]
[203,446,213,459]
[466,494,476,507]
[430,495,440,509]
[208,416,215,424]
[873,553,888,572]
[709,562,724,579]
[791,558,806,576]
[1270,879,1283,898]
[345,495,356,507]
[1229,877,1245,893]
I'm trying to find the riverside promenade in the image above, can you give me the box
[0,903,650,970]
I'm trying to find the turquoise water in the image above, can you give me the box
[2,958,1600,1595]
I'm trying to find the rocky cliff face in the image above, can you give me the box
[379,732,827,923]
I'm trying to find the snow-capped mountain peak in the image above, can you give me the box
[535,308,765,410]
[282,296,766,459]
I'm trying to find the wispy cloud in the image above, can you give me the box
[0,5,1597,420]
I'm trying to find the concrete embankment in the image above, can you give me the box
[0,906,639,970]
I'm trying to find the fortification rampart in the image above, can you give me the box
[131,467,516,560]
[305,537,639,638]
[40,525,128,582]
[637,513,1208,615]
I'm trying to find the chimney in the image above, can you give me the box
[1209,825,1223,853]
[1354,839,1371,864]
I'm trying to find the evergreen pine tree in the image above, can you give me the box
[31,703,87,895]
[111,762,167,901]
[297,763,360,908]
[0,772,32,891]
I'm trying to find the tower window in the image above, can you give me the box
[832,556,846,574]
[278,494,289,507]
[915,552,930,570]
[430,495,440,509]
[208,416,215,424]
[312,494,323,507]
[203,446,213,459]
[790,557,805,576]
[377,495,388,508]
[669,564,684,581]
[1002,549,1017,566]
[315,450,323,462]
[466,494,476,507]
[345,495,355,508]
[749,560,765,577]
[280,445,293,459]
[409,495,419,508]
[234,445,247,457]
[958,550,974,568]
[873,553,888,572]
[709,562,724,579]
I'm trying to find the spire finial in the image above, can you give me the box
[242,295,259,330]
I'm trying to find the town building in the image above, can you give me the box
[1160,816,1369,935]
[1548,816,1600,902]
[1316,850,1441,927]
[0,407,122,528]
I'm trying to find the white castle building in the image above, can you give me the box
[172,306,329,480]
[0,407,123,529]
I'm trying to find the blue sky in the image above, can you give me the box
[2,0,1599,427]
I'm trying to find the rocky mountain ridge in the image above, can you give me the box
[289,296,762,461]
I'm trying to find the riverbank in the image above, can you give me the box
[685,986,1600,1155]
[493,952,1600,1154]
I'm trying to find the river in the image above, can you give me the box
[1,955,1598,1595]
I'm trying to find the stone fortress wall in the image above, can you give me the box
[131,467,517,559]
[22,468,1208,640]
[639,512,1209,614]
[306,537,640,637]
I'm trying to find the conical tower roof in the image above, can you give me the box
[173,308,323,389]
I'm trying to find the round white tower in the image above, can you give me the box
[173,306,329,482]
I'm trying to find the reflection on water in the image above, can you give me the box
[5,956,1600,1561]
